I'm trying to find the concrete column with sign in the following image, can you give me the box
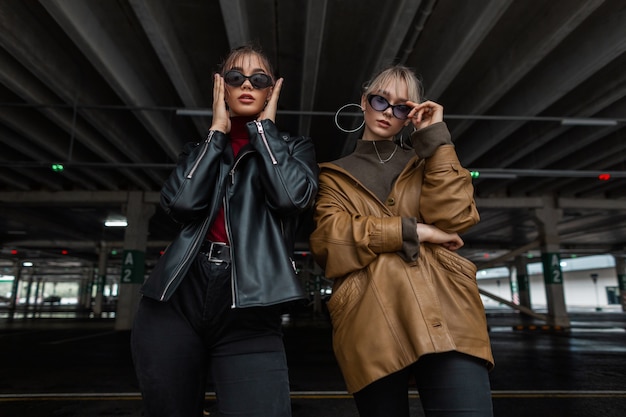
[115,191,155,330]
[615,255,626,312]
[534,196,570,328]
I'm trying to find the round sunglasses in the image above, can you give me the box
[223,70,274,89]
[367,94,411,120]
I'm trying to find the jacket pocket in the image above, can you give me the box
[326,269,367,328]
[429,244,477,283]
[423,244,490,347]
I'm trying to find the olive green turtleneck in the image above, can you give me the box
[334,139,412,202]
[329,122,453,261]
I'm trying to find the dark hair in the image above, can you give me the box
[219,44,275,81]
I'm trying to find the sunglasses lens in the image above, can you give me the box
[368,95,410,119]
[224,71,272,89]
[369,95,389,112]
[224,71,245,86]
[250,73,272,89]
[393,105,411,120]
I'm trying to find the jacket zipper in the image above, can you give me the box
[229,150,251,184]
[161,132,217,300]
[223,194,237,308]
[280,218,297,273]
[226,148,256,307]
[160,216,210,301]
[255,120,277,165]
[187,130,215,179]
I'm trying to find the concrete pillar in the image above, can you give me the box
[79,266,94,311]
[8,261,21,320]
[534,196,570,328]
[23,274,34,319]
[115,191,155,331]
[93,242,108,318]
[33,278,43,318]
[615,255,626,312]
[513,256,533,322]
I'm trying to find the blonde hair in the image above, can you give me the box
[363,65,423,103]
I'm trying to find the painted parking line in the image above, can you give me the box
[1,390,626,401]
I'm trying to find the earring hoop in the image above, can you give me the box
[396,134,405,148]
[334,103,364,133]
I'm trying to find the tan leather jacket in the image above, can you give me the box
[309,141,494,393]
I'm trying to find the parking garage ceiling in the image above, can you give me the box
[1,0,625,270]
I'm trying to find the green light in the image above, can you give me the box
[51,163,64,172]
[470,171,480,179]
[111,249,118,256]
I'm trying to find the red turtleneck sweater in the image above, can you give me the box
[205,116,254,244]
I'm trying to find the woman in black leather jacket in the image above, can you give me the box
[131,45,319,417]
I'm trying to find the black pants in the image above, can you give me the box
[131,254,291,417]
[353,351,493,417]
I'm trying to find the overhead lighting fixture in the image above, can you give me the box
[561,118,618,126]
[104,216,128,227]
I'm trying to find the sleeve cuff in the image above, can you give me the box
[398,217,419,262]
[410,122,452,159]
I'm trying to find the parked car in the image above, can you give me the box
[0,295,10,308]
[43,295,62,304]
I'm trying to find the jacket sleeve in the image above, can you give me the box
[160,130,230,224]
[247,119,319,214]
[309,171,404,278]
[414,123,479,233]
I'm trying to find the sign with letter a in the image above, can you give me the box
[121,250,145,284]
[541,252,563,285]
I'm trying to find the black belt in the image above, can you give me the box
[199,240,231,264]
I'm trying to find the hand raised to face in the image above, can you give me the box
[257,77,283,123]
[210,73,231,134]
[406,100,444,131]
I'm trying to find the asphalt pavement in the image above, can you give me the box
[0,310,625,417]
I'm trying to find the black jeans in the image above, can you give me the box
[353,351,493,417]
[131,253,291,417]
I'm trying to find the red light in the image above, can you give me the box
[10,249,18,255]
[483,253,490,259]
[598,173,611,181]
[61,249,68,255]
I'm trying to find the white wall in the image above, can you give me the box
[477,266,620,310]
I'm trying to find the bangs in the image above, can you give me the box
[363,67,422,103]
[220,47,274,78]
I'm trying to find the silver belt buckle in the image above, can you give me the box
[208,241,227,263]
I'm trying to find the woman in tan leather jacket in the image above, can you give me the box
[310,65,494,417]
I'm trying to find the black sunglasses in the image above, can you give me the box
[367,94,411,120]
[223,70,273,89]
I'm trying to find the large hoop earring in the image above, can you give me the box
[396,134,405,148]
[334,103,365,133]
[395,127,415,149]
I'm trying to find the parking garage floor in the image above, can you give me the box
[1,310,625,417]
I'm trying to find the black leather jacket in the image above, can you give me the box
[140,119,319,307]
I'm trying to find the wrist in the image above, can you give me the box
[209,125,227,134]
[416,223,431,242]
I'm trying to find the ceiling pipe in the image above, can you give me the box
[3,162,626,179]
[2,103,621,125]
